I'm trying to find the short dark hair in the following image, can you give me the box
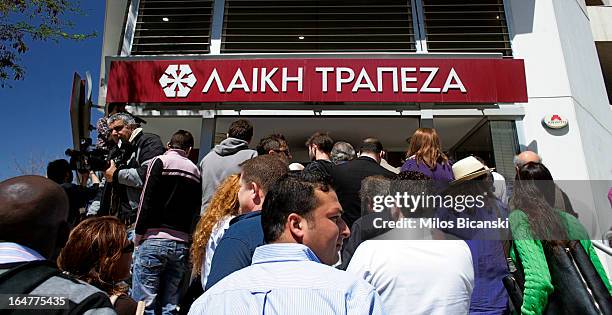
[240,155,288,194]
[391,171,433,218]
[395,170,431,181]
[228,119,253,142]
[47,159,71,184]
[360,175,390,213]
[169,130,194,151]
[305,132,333,154]
[262,173,332,243]
[256,134,287,156]
[360,138,383,154]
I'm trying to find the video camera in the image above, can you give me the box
[65,138,114,172]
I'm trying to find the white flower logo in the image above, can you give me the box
[159,64,197,98]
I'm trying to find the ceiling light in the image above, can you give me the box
[162,17,169,22]
[298,36,305,40]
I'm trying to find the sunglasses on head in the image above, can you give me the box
[274,149,291,156]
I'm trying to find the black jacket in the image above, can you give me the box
[331,156,395,229]
[0,260,114,314]
[135,149,202,241]
[61,183,98,227]
[303,159,335,182]
[113,129,165,224]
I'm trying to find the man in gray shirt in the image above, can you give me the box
[199,119,257,214]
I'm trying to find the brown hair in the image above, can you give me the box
[256,134,288,156]
[169,129,194,150]
[190,174,241,275]
[305,132,334,154]
[228,119,253,142]
[240,155,288,194]
[512,162,568,241]
[57,216,129,295]
[407,128,448,169]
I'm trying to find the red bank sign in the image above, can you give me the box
[106,58,528,103]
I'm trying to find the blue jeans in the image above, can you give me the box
[131,239,190,315]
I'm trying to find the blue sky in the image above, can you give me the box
[0,1,105,180]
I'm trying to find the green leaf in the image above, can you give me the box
[0,0,96,87]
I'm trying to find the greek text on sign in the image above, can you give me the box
[200,67,465,94]
[106,58,528,103]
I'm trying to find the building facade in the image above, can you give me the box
[97,0,612,238]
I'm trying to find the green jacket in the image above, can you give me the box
[509,209,612,315]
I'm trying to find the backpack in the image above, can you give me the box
[504,240,612,315]
[0,260,112,314]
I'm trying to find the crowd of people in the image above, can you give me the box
[1,114,611,315]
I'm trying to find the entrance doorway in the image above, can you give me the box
[215,116,420,168]
[213,115,518,176]
[139,114,519,178]
[435,118,519,179]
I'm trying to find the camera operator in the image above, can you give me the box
[103,112,165,226]
[47,159,100,227]
[96,103,147,151]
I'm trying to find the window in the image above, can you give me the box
[221,0,417,52]
[421,0,512,56]
[127,0,514,55]
[131,0,213,55]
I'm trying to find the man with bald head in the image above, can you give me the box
[0,176,114,314]
[513,151,576,216]
[513,150,541,170]
[0,175,71,260]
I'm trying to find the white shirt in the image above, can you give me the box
[347,237,474,315]
[189,243,384,315]
[492,171,508,204]
[201,215,235,288]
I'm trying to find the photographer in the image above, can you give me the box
[104,112,165,225]
[47,159,100,227]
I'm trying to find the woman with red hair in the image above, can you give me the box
[58,216,143,315]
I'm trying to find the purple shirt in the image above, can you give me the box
[400,158,454,182]
[435,200,510,315]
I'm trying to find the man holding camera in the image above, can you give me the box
[47,159,100,227]
[104,112,165,225]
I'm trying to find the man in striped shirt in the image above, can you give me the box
[131,130,202,314]
[188,173,385,315]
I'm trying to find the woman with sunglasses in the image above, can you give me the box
[58,216,143,315]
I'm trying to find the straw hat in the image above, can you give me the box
[451,156,494,184]
[289,163,305,171]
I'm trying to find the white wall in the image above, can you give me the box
[552,0,612,181]
[589,5,612,41]
[98,0,129,107]
[509,0,612,276]
[508,0,586,179]
[508,0,612,180]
